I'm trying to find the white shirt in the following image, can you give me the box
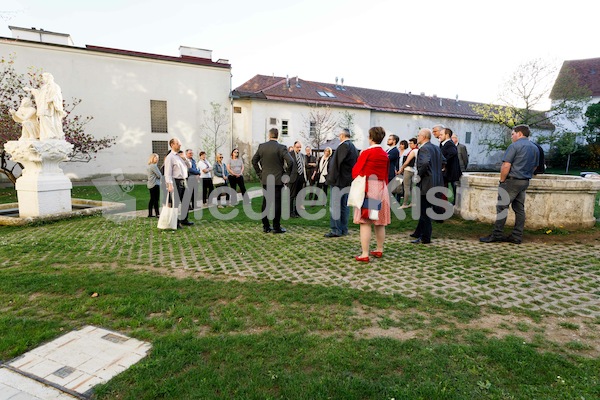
[198,159,212,178]
[164,151,189,184]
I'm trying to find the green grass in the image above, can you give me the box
[0,183,599,399]
[1,262,599,400]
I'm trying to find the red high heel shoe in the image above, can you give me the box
[369,251,383,258]
[355,255,370,262]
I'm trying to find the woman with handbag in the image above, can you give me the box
[146,153,162,217]
[352,127,391,262]
[198,151,214,206]
[213,153,229,208]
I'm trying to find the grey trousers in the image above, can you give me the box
[493,179,530,240]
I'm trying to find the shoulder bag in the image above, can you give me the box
[157,192,179,230]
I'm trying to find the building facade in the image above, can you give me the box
[1,26,232,181]
[231,75,543,170]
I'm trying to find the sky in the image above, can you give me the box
[0,0,597,107]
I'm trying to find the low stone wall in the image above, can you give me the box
[0,199,126,226]
[456,173,600,229]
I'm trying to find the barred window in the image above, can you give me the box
[152,141,169,159]
[150,100,168,133]
[233,106,242,113]
[281,120,289,136]
[465,131,472,144]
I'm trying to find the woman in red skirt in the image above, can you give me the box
[352,126,391,262]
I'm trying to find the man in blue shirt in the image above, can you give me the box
[480,125,539,244]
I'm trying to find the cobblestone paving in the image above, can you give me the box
[168,222,600,318]
[3,215,599,317]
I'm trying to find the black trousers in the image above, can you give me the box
[168,179,189,223]
[201,178,214,204]
[261,184,283,229]
[229,175,247,196]
[414,194,432,242]
[148,185,160,216]
[289,177,305,216]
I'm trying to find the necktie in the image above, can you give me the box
[296,152,303,175]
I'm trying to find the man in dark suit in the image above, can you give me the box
[324,128,358,237]
[288,141,307,218]
[451,133,469,172]
[532,141,545,175]
[440,128,462,205]
[252,128,294,233]
[386,134,401,201]
[411,128,444,244]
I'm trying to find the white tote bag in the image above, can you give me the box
[347,175,366,208]
[157,192,179,230]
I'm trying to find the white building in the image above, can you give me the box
[231,75,533,169]
[549,57,600,136]
[1,26,232,181]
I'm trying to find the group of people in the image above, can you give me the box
[146,138,247,228]
[150,121,540,261]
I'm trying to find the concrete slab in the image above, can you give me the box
[0,368,77,399]
[1,326,151,399]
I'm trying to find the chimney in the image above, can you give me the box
[179,46,212,60]
[9,25,74,46]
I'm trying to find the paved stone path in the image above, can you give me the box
[153,222,600,318]
[4,189,600,318]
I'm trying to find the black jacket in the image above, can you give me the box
[252,140,294,185]
[326,140,358,188]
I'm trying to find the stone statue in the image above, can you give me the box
[24,73,65,140]
[9,97,40,140]
[4,71,74,218]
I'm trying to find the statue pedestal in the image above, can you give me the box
[5,139,74,218]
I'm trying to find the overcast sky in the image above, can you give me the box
[1,0,597,107]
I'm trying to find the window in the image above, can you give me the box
[465,131,472,144]
[150,100,168,133]
[316,90,336,98]
[152,140,169,158]
[309,121,316,137]
[281,120,289,136]
[233,106,242,114]
[269,117,277,125]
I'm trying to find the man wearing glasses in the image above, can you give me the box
[480,125,539,244]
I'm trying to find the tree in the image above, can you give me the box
[199,101,230,158]
[583,102,600,143]
[338,110,355,137]
[473,58,591,153]
[578,102,600,170]
[300,104,337,150]
[0,54,115,185]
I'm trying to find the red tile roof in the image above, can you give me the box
[550,57,600,99]
[233,75,484,120]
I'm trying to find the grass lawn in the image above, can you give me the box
[0,181,599,399]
